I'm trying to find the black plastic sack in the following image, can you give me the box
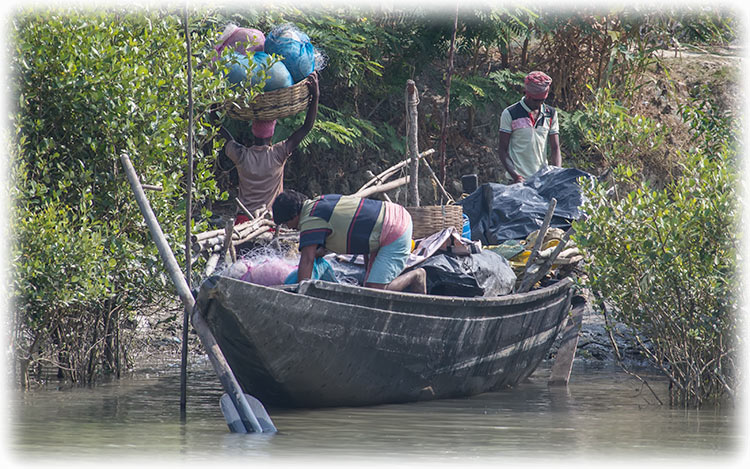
[459,166,592,245]
[409,250,516,297]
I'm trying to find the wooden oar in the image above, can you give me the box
[120,152,274,434]
[221,393,276,433]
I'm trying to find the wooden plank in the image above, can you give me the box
[516,198,557,293]
[548,294,586,386]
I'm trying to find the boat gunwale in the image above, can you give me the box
[295,276,574,307]
[202,275,573,322]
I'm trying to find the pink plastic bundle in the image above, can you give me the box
[214,24,265,60]
[240,257,297,286]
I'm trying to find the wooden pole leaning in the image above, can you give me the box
[119,152,267,434]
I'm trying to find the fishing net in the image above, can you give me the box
[224,246,298,286]
[223,246,358,286]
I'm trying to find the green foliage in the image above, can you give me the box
[562,85,669,170]
[451,69,525,114]
[574,149,740,406]
[10,7,240,385]
[670,7,738,45]
[679,82,737,157]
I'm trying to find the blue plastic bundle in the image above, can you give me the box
[284,257,338,284]
[248,51,293,91]
[223,51,293,91]
[224,51,250,85]
[264,24,316,83]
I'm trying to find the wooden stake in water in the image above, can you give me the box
[181,4,195,419]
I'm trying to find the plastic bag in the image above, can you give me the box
[264,24,316,83]
[459,166,592,245]
[215,24,265,57]
[224,51,250,85]
[408,250,516,297]
[222,51,293,91]
[324,255,366,285]
[248,51,294,91]
[284,257,338,284]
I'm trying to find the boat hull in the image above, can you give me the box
[196,276,573,408]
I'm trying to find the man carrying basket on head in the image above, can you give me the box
[214,72,319,224]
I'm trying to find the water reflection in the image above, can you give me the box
[8,358,740,464]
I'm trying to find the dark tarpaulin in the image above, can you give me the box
[407,250,516,297]
[459,166,592,245]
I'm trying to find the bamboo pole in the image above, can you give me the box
[438,4,459,189]
[120,152,263,433]
[181,6,194,416]
[357,149,435,194]
[354,176,410,199]
[235,197,254,220]
[420,157,453,203]
[516,199,557,293]
[405,80,420,207]
[223,217,237,265]
[518,227,574,293]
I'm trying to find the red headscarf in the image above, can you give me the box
[252,120,277,139]
[524,71,552,99]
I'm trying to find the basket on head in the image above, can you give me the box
[225,76,311,121]
[406,205,464,240]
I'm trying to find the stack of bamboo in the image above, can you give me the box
[192,217,275,254]
[192,216,298,276]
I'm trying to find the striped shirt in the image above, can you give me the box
[499,99,559,179]
[298,195,409,254]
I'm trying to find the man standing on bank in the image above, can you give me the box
[498,71,562,184]
[272,190,427,293]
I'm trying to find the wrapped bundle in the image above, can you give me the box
[223,51,293,92]
[264,23,316,83]
[215,24,265,55]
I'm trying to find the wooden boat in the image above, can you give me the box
[195,275,574,408]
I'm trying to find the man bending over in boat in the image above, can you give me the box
[272,190,427,293]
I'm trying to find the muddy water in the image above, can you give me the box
[7,358,743,465]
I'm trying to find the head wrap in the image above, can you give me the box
[251,119,277,139]
[524,71,552,99]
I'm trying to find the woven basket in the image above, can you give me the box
[406,205,464,239]
[225,77,311,121]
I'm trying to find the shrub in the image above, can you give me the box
[573,150,740,406]
[9,8,239,386]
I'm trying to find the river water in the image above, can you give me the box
[6,358,745,467]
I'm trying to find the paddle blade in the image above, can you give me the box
[243,393,277,433]
[220,393,249,433]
